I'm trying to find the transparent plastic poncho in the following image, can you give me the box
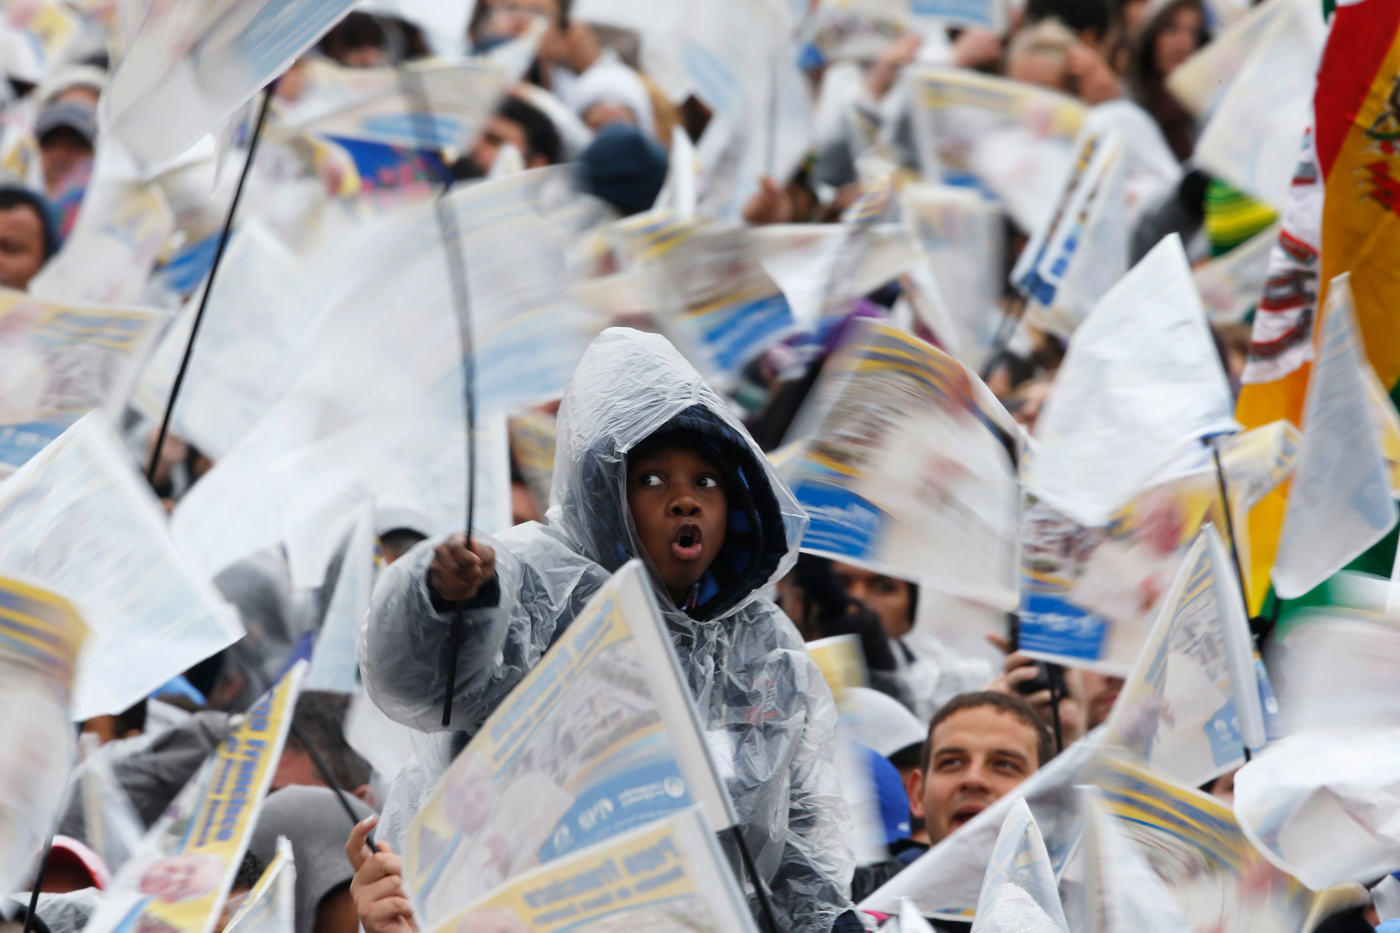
[360,328,854,932]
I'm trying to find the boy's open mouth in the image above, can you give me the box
[672,522,703,561]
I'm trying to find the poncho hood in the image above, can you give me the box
[547,327,807,622]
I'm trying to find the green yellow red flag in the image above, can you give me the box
[1237,0,1400,612]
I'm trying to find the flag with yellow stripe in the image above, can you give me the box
[1237,0,1400,613]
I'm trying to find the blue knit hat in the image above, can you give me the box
[575,123,668,216]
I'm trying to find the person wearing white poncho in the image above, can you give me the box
[359,328,855,933]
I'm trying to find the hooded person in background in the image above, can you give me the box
[0,186,57,290]
[34,97,95,238]
[355,328,853,933]
[563,54,658,137]
[250,787,371,933]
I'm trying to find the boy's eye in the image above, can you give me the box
[697,475,720,489]
[638,472,664,487]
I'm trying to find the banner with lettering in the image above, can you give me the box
[422,808,756,933]
[404,561,732,931]
[84,661,306,933]
[0,572,89,895]
[0,289,167,477]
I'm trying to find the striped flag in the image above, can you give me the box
[1236,0,1400,613]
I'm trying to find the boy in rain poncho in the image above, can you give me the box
[357,328,854,932]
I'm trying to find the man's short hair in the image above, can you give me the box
[923,691,1055,771]
[233,850,265,892]
[499,96,562,166]
[287,691,372,790]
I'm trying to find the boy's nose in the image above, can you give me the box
[669,495,700,516]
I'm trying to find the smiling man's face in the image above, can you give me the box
[911,705,1041,844]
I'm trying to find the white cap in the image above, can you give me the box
[848,686,928,759]
[374,503,434,538]
[39,63,107,105]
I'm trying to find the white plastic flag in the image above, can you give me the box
[171,168,601,580]
[1234,728,1400,890]
[1190,0,1326,208]
[907,67,1086,234]
[0,290,168,478]
[1193,223,1280,324]
[224,836,295,933]
[753,223,921,327]
[103,0,360,168]
[902,184,1006,367]
[1092,755,1319,933]
[1273,274,1398,599]
[1081,787,1193,933]
[305,498,376,693]
[1027,235,1238,527]
[900,898,938,933]
[0,414,243,720]
[1271,605,1400,733]
[344,688,416,786]
[1018,420,1299,674]
[1166,0,1311,118]
[138,219,318,461]
[1014,128,1130,338]
[677,0,807,219]
[280,58,510,152]
[1101,526,1266,788]
[786,320,1019,610]
[970,799,1070,933]
[422,807,757,933]
[77,734,147,878]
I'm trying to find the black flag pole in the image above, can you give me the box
[20,740,80,933]
[19,830,55,933]
[724,827,783,933]
[381,22,476,729]
[146,84,277,485]
[979,293,1027,382]
[1207,435,1256,763]
[1207,436,1250,612]
[226,653,365,835]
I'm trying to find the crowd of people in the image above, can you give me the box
[0,0,1396,932]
